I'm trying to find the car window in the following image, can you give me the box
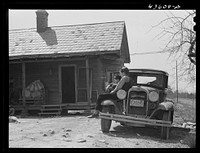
[137,76,156,84]
[135,74,164,88]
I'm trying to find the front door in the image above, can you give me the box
[61,66,75,103]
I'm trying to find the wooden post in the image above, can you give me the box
[22,62,25,107]
[89,68,93,104]
[21,62,28,116]
[86,57,91,113]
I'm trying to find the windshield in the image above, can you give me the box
[132,74,164,89]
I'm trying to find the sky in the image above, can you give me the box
[8,9,196,93]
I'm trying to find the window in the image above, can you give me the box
[137,76,156,84]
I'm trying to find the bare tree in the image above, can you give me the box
[151,10,196,84]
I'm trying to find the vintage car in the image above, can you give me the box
[99,69,174,139]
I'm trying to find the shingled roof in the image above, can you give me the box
[9,21,130,62]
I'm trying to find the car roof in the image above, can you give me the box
[129,69,169,76]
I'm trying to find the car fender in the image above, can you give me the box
[158,101,174,111]
[101,100,115,106]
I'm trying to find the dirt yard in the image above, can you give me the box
[9,110,191,148]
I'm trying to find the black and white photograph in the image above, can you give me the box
[8,8,196,148]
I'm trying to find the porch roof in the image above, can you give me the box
[9,21,130,63]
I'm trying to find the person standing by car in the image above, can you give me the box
[88,67,133,118]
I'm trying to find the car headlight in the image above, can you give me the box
[117,89,127,100]
[149,91,159,102]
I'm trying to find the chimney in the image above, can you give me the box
[36,10,49,32]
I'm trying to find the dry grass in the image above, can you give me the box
[173,98,196,123]
[173,98,196,148]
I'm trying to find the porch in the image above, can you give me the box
[13,103,96,116]
[9,57,98,115]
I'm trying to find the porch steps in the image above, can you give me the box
[39,105,62,116]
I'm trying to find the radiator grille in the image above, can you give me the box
[127,91,148,115]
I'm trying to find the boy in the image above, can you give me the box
[105,75,121,93]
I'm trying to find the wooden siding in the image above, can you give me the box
[9,60,86,105]
[102,57,124,82]
[89,56,105,96]
[120,26,130,63]
[25,62,58,105]
[9,55,125,106]
[89,55,124,97]
[9,63,22,90]
[9,63,23,103]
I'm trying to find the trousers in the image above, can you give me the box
[95,92,119,112]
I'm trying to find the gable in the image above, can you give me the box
[120,25,130,63]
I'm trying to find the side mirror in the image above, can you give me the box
[117,89,127,100]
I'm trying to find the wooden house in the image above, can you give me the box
[9,10,130,114]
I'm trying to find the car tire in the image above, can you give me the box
[101,106,112,133]
[161,111,172,140]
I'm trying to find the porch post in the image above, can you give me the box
[86,57,91,113]
[21,62,28,116]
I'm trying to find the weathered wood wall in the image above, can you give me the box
[9,63,22,90]
[89,55,124,95]
[89,56,104,96]
[9,55,125,105]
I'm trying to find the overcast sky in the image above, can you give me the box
[8,9,196,93]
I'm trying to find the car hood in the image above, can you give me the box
[131,85,158,91]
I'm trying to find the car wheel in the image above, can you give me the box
[101,106,112,133]
[161,111,172,139]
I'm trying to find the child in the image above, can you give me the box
[105,75,121,93]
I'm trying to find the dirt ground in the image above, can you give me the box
[9,111,191,148]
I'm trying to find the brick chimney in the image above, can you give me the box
[36,10,49,32]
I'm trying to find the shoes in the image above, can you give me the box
[87,112,99,118]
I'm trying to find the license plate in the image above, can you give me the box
[130,99,144,107]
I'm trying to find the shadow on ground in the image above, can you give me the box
[14,110,93,119]
[107,124,190,143]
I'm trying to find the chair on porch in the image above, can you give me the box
[19,80,47,105]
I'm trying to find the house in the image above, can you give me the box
[9,10,130,114]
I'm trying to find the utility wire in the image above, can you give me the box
[130,50,170,56]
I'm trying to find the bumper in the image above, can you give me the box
[99,113,172,127]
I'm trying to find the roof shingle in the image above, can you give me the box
[9,21,126,59]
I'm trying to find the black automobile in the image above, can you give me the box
[99,69,174,139]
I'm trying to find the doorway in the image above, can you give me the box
[61,66,76,103]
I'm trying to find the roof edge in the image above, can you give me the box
[9,50,120,61]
